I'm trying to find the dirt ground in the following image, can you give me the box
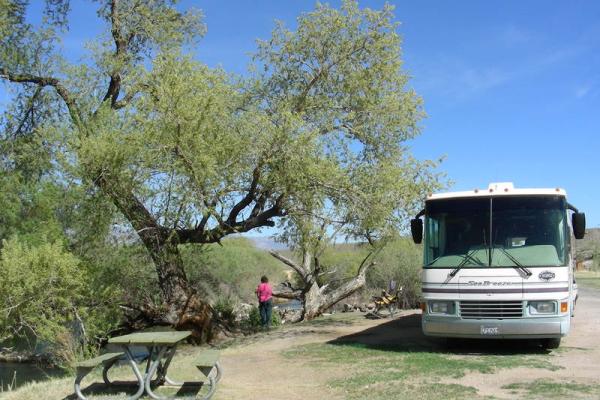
[450,286,600,398]
[215,287,600,400]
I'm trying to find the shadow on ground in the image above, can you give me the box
[61,380,205,400]
[329,312,550,355]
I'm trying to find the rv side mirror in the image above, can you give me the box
[411,218,423,244]
[572,212,586,239]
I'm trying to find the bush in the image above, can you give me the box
[0,236,84,365]
[214,295,237,325]
[367,238,422,308]
[240,305,281,331]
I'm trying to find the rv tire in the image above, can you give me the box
[541,338,561,350]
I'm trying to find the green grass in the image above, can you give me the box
[333,379,481,400]
[576,271,600,289]
[283,341,560,400]
[502,379,600,399]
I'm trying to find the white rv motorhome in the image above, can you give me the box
[410,183,586,349]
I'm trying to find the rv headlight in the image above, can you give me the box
[430,301,454,315]
[528,301,557,315]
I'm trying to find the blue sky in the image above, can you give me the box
[2,1,599,227]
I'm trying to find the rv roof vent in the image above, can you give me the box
[488,182,514,192]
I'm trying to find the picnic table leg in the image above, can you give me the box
[75,350,145,400]
[101,358,120,385]
[200,375,217,400]
[123,347,146,400]
[207,361,223,384]
[194,360,221,400]
[145,346,211,400]
[164,375,184,386]
[74,366,93,400]
[145,347,171,400]
[161,347,185,386]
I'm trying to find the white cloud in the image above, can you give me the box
[574,80,597,99]
[575,85,591,98]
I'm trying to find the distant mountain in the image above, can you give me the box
[247,236,289,251]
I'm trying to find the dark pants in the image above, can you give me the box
[259,298,273,328]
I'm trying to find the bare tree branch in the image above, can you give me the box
[269,250,308,278]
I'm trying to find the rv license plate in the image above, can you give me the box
[480,325,500,336]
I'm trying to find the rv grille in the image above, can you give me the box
[459,301,523,319]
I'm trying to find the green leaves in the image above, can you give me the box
[96,0,206,57]
[0,235,83,346]
[254,0,422,158]
[3,0,443,245]
[251,0,442,248]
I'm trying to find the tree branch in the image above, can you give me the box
[113,90,137,109]
[271,288,302,300]
[94,173,168,249]
[294,68,324,113]
[178,199,283,244]
[103,0,127,107]
[269,250,308,278]
[227,165,261,225]
[320,260,375,308]
[0,67,81,126]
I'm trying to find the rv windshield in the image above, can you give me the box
[424,196,567,268]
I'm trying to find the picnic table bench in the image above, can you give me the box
[194,350,222,399]
[73,331,221,400]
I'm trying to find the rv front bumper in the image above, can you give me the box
[422,314,570,339]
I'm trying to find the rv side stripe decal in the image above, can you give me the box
[422,287,569,294]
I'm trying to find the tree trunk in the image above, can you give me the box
[96,176,214,341]
[302,282,324,320]
[301,269,368,320]
[128,239,214,342]
[146,240,190,321]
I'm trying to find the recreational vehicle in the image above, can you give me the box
[411,183,585,349]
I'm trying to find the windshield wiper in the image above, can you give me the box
[425,256,442,267]
[495,247,532,278]
[448,249,484,278]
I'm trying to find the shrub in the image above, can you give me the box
[0,236,84,365]
[240,305,281,331]
[214,295,237,325]
[367,238,422,308]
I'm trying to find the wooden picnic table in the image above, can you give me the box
[74,330,220,400]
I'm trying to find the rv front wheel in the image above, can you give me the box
[541,338,561,350]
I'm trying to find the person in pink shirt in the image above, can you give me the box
[256,275,273,329]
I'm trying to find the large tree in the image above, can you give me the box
[1,0,440,339]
